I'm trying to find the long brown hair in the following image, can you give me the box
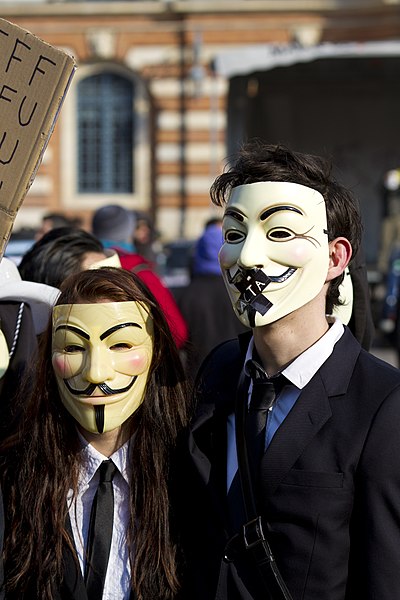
[0,267,192,599]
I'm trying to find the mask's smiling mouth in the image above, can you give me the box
[226,266,296,326]
[267,267,297,283]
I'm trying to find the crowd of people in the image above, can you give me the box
[0,141,398,599]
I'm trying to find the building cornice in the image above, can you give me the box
[0,0,398,19]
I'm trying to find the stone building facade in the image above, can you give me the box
[2,0,400,254]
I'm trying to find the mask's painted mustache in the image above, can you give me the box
[64,376,137,397]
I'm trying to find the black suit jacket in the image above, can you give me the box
[0,486,4,600]
[3,518,89,600]
[54,518,136,600]
[4,517,135,600]
[54,519,88,600]
[177,328,400,599]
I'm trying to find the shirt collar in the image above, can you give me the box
[245,317,344,389]
[76,429,132,488]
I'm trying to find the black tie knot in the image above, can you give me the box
[99,459,117,483]
[246,358,267,382]
[249,372,287,411]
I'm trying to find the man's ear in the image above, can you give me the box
[326,237,352,283]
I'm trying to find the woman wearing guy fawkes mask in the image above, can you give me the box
[0,267,191,600]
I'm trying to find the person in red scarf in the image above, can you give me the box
[92,205,188,350]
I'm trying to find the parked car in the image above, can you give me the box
[4,236,35,265]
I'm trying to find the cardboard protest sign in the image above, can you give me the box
[0,18,76,258]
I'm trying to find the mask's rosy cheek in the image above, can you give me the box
[271,240,316,268]
[52,354,83,379]
[52,354,68,378]
[219,244,237,269]
[288,242,317,265]
[116,349,151,376]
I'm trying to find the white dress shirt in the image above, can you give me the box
[67,434,131,599]
[227,317,345,491]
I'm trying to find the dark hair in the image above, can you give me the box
[210,140,363,312]
[0,267,191,599]
[18,227,105,288]
[42,212,76,229]
[204,216,223,229]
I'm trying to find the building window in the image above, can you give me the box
[77,72,134,194]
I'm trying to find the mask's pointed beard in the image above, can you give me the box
[95,405,105,433]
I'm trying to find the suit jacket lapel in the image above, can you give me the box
[190,335,248,486]
[259,327,361,498]
[259,373,332,497]
[189,336,249,528]
[189,388,234,527]
[53,514,88,600]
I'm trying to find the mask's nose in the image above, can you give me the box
[237,227,267,270]
[83,345,114,384]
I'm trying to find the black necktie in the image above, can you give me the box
[246,372,286,477]
[227,370,285,532]
[246,379,276,468]
[85,459,118,600]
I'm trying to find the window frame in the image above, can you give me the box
[60,62,150,212]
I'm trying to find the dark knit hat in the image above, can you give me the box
[92,205,136,244]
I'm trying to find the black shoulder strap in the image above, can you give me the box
[235,370,257,518]
[231,369,293,600]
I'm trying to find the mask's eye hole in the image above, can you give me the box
[225,230,245,243]
[64,344,84,353]
[268,228,294,241]
[110,342,133,351]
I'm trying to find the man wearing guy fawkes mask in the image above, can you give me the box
[178,142,400,600]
